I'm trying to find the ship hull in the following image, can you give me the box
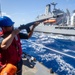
[34,24,75,36]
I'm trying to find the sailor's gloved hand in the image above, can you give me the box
[12,29,20,35]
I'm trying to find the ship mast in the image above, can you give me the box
[0,0,2,17]
[51,2,57,10]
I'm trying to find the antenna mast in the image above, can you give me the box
[0,0,2,17]
[51,2,57,10]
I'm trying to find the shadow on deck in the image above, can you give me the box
[22,58,57,75]
[22,58,37,75]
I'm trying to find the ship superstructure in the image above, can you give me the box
[34,2,75,36]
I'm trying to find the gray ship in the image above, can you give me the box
[34,2,75,36]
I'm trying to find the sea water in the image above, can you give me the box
[21,32,75,75]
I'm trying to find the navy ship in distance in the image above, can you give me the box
[34,2,75,36]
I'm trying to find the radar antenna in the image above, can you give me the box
[51,2,57,10]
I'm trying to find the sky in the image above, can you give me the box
[0,0,75,27]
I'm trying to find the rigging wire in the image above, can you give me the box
[0,0,2,17]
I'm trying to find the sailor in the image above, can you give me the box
[0,16,39,75]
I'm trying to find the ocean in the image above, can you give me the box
[21,32,75,75]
